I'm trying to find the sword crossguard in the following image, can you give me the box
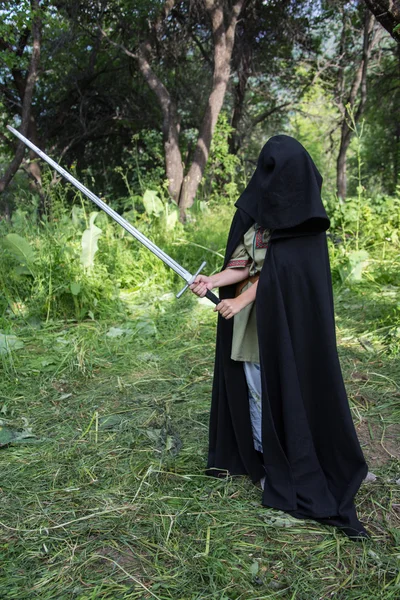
[176,261,220,305]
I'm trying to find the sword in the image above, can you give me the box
[6,125,220,305]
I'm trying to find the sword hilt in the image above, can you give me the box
[176,261,220,305]
[204,289,221,305]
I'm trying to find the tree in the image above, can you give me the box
[1,0,158,211]
[316,1,385,199]
[228,0,319,155]
[101,0,244,217]
[361,39,400,193]
[335,5,379,199]
[0,0,43,202]
[179,0,244,215]
[1,0,398,224]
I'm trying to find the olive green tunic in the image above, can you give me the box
[226,224,271,363]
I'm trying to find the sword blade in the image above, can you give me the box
[6,125,192,282]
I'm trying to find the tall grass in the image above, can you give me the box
[0,182,233,325]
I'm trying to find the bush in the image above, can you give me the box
[0,179,236,322]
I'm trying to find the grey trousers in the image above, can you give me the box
[243,362,263,452]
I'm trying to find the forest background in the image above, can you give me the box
[0,1,400,599]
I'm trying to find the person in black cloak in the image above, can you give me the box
[190,135,369,539]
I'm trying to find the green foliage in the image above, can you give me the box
[142,189,164,217]
[0,200,119,321]
[325,106,400,308]
[2,233,36,266]
[80,212,102,270]
[0,332,24,355]
[360,43,400,195]
[328,192,400,289]
[117,130,167,198]
[338,249,370,284]
[1,162,399,336]
[328,192,400,247]
[201,113,240,205]
[289,78,339,192]
[0,178,231,322]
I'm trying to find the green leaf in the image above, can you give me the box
[347,250,369,283]
[142,190,164,216]
[99,414,125,431]
[135,318,157,337]
[249,561,259,576]
[89,211,99,227]
[14,265,32,275]
[106,326,132,338]
[0,333,24,355]
[165,206,179,230]
[80,213,102,269]
[71,205,85,227]
[145,428,162,443]
[165,435,174,451]
[70,282,81,296]
[0,425,35,447]
[0,426,16,447]
[2,233,35,264]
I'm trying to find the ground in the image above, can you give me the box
[0,287,399,599]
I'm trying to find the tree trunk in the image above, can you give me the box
[26,118,50,218]
[108,0,184,203]
[228,0,254,155]
[0,0,42,195]
[178,0,245,217]
[136,43,184,203]
[393,131,399,190]
[336,129,352,200]
[229,42,251,155]
[336,9,376,199]
[27,119,42,190]
[363,0,400,42]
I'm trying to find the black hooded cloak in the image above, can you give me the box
[207,135,368,538]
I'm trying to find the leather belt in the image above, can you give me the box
[235,274,259,297]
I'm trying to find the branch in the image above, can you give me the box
[137,40,173,117]
[226,0,246,56]
[363,0,400,42]
[355,12,376,121]
[99,28,137,59]
[253,102,292,126]
[172,9,213,68]
[153,0,177,33]
[100,0,178,125]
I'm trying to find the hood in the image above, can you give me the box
[235,135,330,234]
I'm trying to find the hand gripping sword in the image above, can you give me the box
[7,125,220,305]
